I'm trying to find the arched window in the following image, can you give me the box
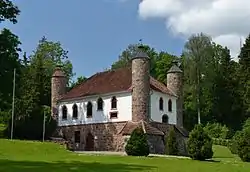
[168,99,172,112]
[111,96,117,109]
[159,97,164,111]
[97,98,103,111]
[87,102,93,118]
[162,114,169,124]
[72,104,78,119]
[62,105,67,120]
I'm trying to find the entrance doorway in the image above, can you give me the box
[85,132,94,151]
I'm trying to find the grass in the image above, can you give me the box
[0,139,249,172]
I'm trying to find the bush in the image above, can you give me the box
[228,131,242,154]
[235,118,250,162]
[187,124,213,160]
[125,127,150,156]
[213,138,231,146]
[165,128,178,155]
[204,122,229,139]
[236,132,250,162]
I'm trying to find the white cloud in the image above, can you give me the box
[138,0,250,59]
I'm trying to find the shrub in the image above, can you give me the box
[187,124,213,160]
[236,132,250,162]
[228,131,242,154]
[125,127,149,156]
[235,118,250,162]
[165,128,178,155]
[204,122,229,139]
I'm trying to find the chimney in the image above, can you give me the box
[167,60,183,127]
[131,45,150,122]
[51,65,67,120]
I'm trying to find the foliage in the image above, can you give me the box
[235,118,250,162]
[4,37,73,140]
[125,127,150,156]
[165,128,178,155]
[0,0,20,24]
[187,124,213,160]
[0,0,22,125]
[204,123,229,139]
[212,138,231,147]
[229,131,243,154]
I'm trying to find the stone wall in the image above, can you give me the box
[59,122,126,151]
[131,57,150,122]
[147,135,165,154]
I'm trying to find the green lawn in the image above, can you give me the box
[0,139,249,172]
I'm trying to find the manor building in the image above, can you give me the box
[51,47,188,154]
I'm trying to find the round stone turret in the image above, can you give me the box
[167,61,183,127]
[51,65,67,120]
[131,45,150,122]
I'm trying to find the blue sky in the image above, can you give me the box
[1,0,184,79]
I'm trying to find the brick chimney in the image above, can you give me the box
[131,45,150,122]
[51,65,67,120]
[167,60,183,127]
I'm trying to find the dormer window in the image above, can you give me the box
[97,97,103,111]
[159,97,164,111]
[111,96,117,109]
[72,104,78,119]
[168,99,172,112]
[87,102,93,118]
[62,105,67,120]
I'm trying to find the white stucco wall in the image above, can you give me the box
[57,91,132,126]
[150,90,177,124]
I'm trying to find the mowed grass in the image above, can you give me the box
[0,139,249,172]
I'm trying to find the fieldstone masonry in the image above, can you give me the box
[51,66,67,120]
[167,62,184,127]
[131,49,150,122]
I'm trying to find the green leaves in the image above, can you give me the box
[0,0,20,24]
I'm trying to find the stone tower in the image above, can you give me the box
[167,61,183,127]
[131,45,150,122]
[51,65,67,120]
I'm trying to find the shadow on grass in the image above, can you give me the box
[0,159,154,172]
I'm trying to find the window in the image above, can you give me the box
[159,97,164,111]
[110,112,118,119]
[162,114,169,124]
[74,131,80,143]
[62,105,67,120]
[87,102,93,118]
[168,99,172,112]
[97,98,103,111]
[111,96,117,109]
[72,104,78,119]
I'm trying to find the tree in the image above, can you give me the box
[125,127,150,156]
[183,33,215,125]
[111,43,159,78]
[187,124,213,160]
[165,128,178,155]
[0,0,20,24]
[0,0,22,125]
[238,34,250,116]
[5,37,74,140]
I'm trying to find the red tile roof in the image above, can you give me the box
[60,67,176,101]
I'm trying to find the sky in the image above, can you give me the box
[1,0,249,79]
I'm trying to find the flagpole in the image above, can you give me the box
[11,68,16,140]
